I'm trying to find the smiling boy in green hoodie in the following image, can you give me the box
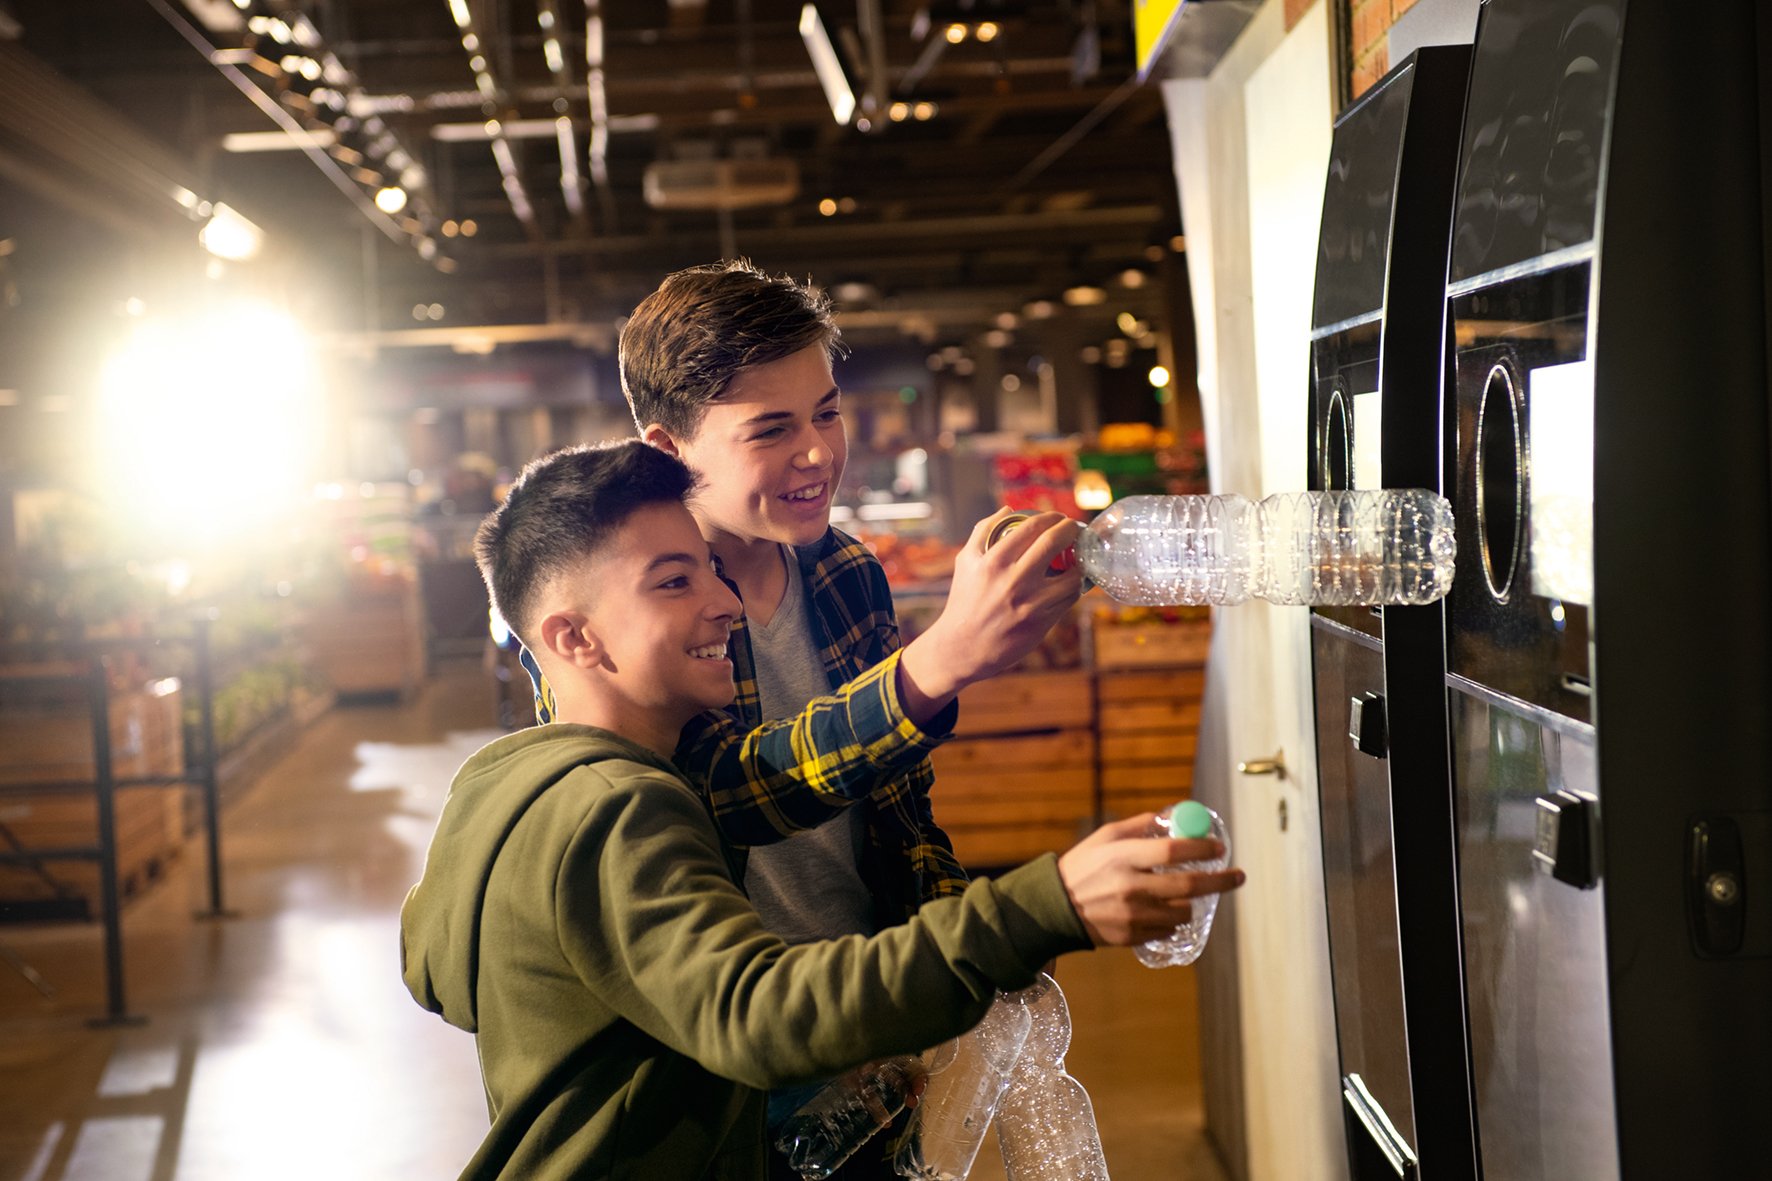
[400,439,1244,1180]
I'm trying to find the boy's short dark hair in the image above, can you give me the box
[473,440,697,643]
[619,258,846,440]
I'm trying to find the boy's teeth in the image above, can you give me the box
[785,484,823,501]
[691,644,727,660]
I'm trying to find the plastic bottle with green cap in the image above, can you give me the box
[1135,799,1231,968]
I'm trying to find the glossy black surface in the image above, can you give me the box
[1312,625,1414,1157]
[1310,324,1384,641]
[1309,45,1479,1180]
[1450,692,1618,1179]
[1449,0,1622,283]
[1445,263,1592,723]
[1314,64,1414,330]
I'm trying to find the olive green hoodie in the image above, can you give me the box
[400,724,1091,1180]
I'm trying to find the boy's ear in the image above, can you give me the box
[538,611,606,669]
[641,423,682,457]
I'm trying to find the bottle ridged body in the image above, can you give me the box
[1075,490,1454,607]
[1256,488,1456,606]
[1135,803,1230,969]
[994,974,1111,1181]
[1074,494,1258,606]
[895,988,1036,1180]
[775,1056,924,1179]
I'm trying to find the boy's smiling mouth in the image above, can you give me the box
[782,482,826,503]
[689,642,729,661]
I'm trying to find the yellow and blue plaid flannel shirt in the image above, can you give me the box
[519,526,969,924]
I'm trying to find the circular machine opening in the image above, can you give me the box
[1323,388,1352,491]
[1475,363,1524,600]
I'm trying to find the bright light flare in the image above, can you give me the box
[198,203,263,261]
[96,303,319,544]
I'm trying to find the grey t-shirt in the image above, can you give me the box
[741,547,877,943]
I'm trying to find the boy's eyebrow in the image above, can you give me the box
[735,386,841,427]
[642,552,702,573]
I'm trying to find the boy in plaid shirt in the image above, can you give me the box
[521,260,1084,1177]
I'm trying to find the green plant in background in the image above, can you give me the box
[0,496,170,647]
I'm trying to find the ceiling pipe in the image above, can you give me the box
[583,0,617,232]
[140,0,425,251]
[443,0,539,235]
[535,0,586,228]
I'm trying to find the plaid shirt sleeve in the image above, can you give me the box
[671,648,958,847]
[812,536,969,904]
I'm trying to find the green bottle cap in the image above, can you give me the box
[1168,800,1213,840]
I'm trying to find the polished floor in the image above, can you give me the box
[0,660,1230,1181]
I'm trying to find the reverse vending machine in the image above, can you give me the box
[1443,0,1772,1174]
[1307,46,1477,1181]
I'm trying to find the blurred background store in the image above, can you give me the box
[0,1,1494,1180]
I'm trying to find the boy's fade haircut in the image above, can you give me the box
[619,257,847,439]
[473,439,697,645]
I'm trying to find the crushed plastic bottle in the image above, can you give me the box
[1135,800,1230,969]
[894,987,1036,1180]
[994,973,1110,1181]
[1071,490,1454,607]
[774,1055,926,1179]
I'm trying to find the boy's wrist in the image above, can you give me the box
[895,625,972,723]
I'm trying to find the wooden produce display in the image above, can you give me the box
[1093,608,1211,821]
[0,674,187,916]
[929,669,1096,869]
[304,577,426,699]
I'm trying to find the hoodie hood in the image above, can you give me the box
[399,724,679,1033]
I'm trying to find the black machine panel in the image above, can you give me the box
[1313,624,1413,1155]
[1307,44,1476,1181]
[1315,70,1413,331]
[1448,0,1621,284]
[1443,0,1772,1175]
[1446,263,1593,723]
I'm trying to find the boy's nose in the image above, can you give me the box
[707,580,742,621]
[798,434,830,469]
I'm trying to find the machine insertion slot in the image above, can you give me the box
[1476,362,1524,601]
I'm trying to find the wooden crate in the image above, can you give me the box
[0,679,185,787]
[305,584,427,698]
[1092,620,1212,670]
[1097,664,1207,820]
[951,669,1092,737]
[0,680,188,916]
[933,671,1097,867]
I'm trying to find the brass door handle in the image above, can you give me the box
[1238,749,1287,780]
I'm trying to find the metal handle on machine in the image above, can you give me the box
[1237,749,1287,780]
[1343,1073,1419,1179]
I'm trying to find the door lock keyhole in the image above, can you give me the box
[1278,798,1290,832]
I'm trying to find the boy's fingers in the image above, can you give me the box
[1015,514,1084,572]
[1082,813,1162,846]
[965,508,1018,553]
[1099,834,1226,871]
[1185,869,1247,897]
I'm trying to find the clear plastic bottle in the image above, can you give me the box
[1135,800,1230,969]
[894,987,1036,1181]
[1256,488,1455,606]
[774,1055,927,1179]
[1072,490,1454,607]
[994,973,1111,1181]
[1073,494,1259,605]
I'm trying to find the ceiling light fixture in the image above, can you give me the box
[799,4,858,125]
